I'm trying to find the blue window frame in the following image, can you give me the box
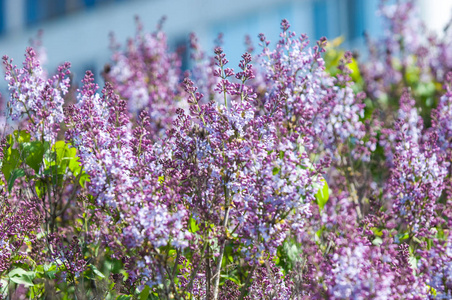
[84,0,96,7]
[26,0,40,26]
[26,0,131,27]
[0,0,4,35]
[26,0,68,26]
[348,0,365,40]
[314,0,328,39]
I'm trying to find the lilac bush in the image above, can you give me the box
[0,0,452,298]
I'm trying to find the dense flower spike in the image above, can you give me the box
[3,48,70,142]
[387,119,448,235]
[65,71,135,207]
[419,234,452,299]
[104,17,184,139]
[0,194,41,276]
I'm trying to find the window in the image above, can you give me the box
[25,0,130,27]
[314,0,328,39]
[26,0,66,25]
[0,0,4,35]
[347,0,365,40]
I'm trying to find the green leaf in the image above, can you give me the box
[371,227,383,237]
[408,254,418,270]
[79,173,90,188]
[117,296,132,300]
[8,268,35,287]
[5,134,13,147]
[315,228,323,243]
[45,269,57,280]
[68,155,82,177]
[45,141,87,184]
[2,148,21,181]
[284,240,300,262]
[412,236,422,244]
[35,180,45,198]
[41,263,58,280]
[220,274,241,286]
[348,58,362,83]
[21,141,46,173]
[224,244,234,264]
[0,279,7,296]
[276,238,303,272]
[52,141,77,174]
[8,168,25,192]
[89,264,105,278]
[13,130,31,143]
[106,258,123,274]
[395,232,410,242]
[189,216,199,233]
[272,167,280,175]
[314,178,329,211]
[372,237,383,246]
[140,285,151,300]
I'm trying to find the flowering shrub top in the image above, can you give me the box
[0,1,452,299]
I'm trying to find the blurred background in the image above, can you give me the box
[0,0,451,83]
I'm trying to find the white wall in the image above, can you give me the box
[1,0,447,85]
[0,0,297,81]
[419,0,452,34]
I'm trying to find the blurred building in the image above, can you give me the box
[0,0,450,83]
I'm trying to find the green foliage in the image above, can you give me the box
[7,268,36,287]
[0,133,88,192]
[314,178,329,211]
[21,141,48,173]
[189,216,200,233]
[7,168,25,192]
[13,130,31,143]
[324,36,363,88]
[2,146,21,189]
[85,264,106,280]
[275,238,303,274]
[139,286,151,300]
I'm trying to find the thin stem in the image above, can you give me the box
[184,241,209,293]
[238,265,257,300]
[212,185,231,300]
[206,245,211,297]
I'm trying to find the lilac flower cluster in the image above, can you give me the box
[0,193,41,276]
[105,17,184,139]
[3,48,70,143]
[65,71,135,208]
[387,121,447,235]
[419,233,452,299]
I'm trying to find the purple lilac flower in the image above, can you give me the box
[387,120,447,234]
[257,21,367,162]
[0,194,41,276]
[65,71,135,208]
[3,48,70,142]
[105,17,183,139]
[419,233,452,299]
